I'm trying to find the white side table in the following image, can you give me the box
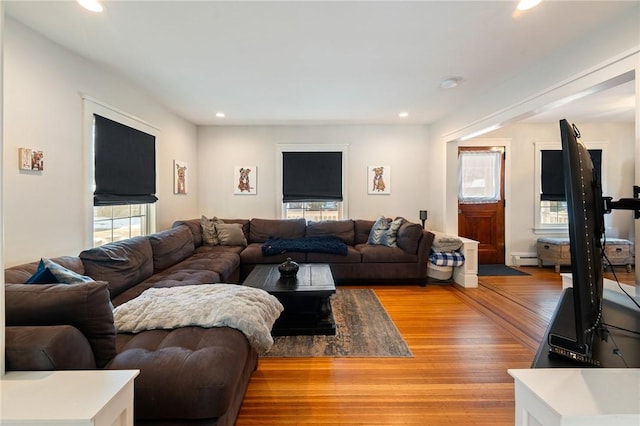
[1,370,139,426]
[508,368,640,425]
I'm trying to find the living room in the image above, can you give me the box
[1,1,639,424]
[0,2,638,269]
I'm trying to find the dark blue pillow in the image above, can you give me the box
[26,258,94,284]
[25,259,58,284]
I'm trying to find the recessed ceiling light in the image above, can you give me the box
[398,112,409,118]
[77,0,103,12]
[440,77,463,89]
[215,112,225,118]
[517,0,542,11]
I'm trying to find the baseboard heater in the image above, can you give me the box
[511,252,538,266]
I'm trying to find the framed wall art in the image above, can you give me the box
[234,166,257,195]
[368,165,390,194]
[19,148,44,171]
[174,160,188,194]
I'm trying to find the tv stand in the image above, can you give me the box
[532,281,640,368]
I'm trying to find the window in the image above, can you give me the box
[283,201,342,221]
[93,114,157,205]
[83,96,158,247]
[93,204,151,246]
[277,144,349,219]
[458,150,502,203]
[534,141,606,233]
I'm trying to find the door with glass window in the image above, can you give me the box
[457,147,505,264]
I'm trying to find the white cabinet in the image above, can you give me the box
[1,370,138,426]
[508,368,640,426]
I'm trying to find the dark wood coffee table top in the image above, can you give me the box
[243,264,336,335]
[244,263,336,296]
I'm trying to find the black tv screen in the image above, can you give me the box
[548,119,604,359]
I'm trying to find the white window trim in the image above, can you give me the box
[275,144,349,219]
[81,94,159,247]
[533,140,608,234]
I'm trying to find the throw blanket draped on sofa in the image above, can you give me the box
[113,284,284,352]
[262,236,348,256]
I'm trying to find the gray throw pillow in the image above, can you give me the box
[367,216,403,247]
[201,215,224,245]
[215,223,248,247]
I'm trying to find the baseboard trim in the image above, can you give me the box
[511,252,538,266]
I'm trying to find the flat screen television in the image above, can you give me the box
[547,119,605,364]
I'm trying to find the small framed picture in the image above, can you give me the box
[234,166,257,195]
[174,160,188,194]
[19,148,44,171]
[368,165,390,194]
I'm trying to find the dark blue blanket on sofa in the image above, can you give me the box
[262,236,348,256]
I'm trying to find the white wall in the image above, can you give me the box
[481,122,635,260]
[2,18,199,267]
[197,125,430,224]
[429,6,639,234]
[1,2,6,376]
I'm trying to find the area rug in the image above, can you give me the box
[478,264,531,276]
[262,288,412,357]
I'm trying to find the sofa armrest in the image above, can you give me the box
[5,281,116,367]
[416,230,435,276]
[5,325,97,370]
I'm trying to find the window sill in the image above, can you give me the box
[533,226,569,235]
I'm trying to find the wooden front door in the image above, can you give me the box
[457,147,505,264]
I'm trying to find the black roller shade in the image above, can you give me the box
[94,114,157,206]
[541,149,601,201]
[282,152,343,202]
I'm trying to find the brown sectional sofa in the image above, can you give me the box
[5,226,256,426]
[174,217,434,283]
[4,216,433,425]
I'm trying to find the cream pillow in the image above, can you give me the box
[201,215,224,245]
[215,223,248,247]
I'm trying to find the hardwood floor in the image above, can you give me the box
[236,265,636,425]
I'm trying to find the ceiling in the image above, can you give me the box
[4,0,638,126]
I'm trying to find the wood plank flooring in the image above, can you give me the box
[236,265,636,425]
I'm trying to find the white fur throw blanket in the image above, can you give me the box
[113,284,284,353]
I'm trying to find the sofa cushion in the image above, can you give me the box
[222,219,251,241]
[306,245,362,263]
[240,243,306,264]
[149,225,195,272]
[306,220,355,245]
[249,218,306,243]
[215,223,248,247]
[354,219,376,244]
[5,256,85,284]
[367,216,403,247]
[201,215,224,245]
[172,219,203,247]
[356,243,418,263]
[27,258,95,285]
[79,236,154,298]
[395,219,423,254]
[5,325,96,370]
[4,281,116,368]
[165,251,239,282]
[109,327,255,420]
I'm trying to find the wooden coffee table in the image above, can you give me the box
[243,263,336,336]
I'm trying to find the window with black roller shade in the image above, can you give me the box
[541,149,601,201]
[93,114,157,206]
[282,152,343,202]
